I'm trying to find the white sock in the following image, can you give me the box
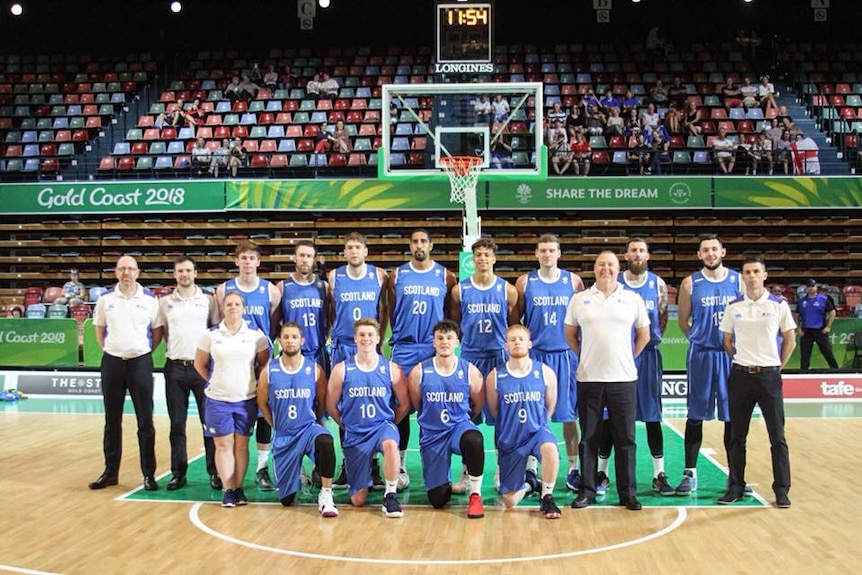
[541,482,554,497]
[469,474,483,495]
[685,467,697,478]
[526,455,538,473]
[257,449,269,471]
[597,456,610,474]
[653,456,664,478]
[567,455,578,472]
[385,480,398,495]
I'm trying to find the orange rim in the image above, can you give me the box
[440,155,482,177]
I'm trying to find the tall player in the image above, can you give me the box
[515,233,584,492]
[387,229,457,490]
[328,232,388,488]
[216,240,281,491]
[674,234,743,495]
[257,322,338,517]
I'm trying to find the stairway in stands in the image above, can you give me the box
[776,91,845,174]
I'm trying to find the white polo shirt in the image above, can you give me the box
[565,283,650,382]
[720,291,796,368]
[93,283,160,359]
[159,287,218,361]
[198,321,268,402]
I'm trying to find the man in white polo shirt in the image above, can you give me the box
[565,251,650,511]
[719,255,796,508]
[89,255,163,491]
[159,256,220,491]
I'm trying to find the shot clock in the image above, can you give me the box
[436,2,493,67]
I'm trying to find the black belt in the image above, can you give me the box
[168,358,195,367]
[732,364,780,374]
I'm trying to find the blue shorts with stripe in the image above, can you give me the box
[271,423,331,499]
[497,425,557,495]
[419,420,480,491]
[635,345,663,423]
[462,351,507,426]
[343,421,400,496]
[686,345,731,422]
[530,348,578,423]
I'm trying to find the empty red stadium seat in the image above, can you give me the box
[249,154,268,168]
[98,156,115,171]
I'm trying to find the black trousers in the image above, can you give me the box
[164,359,216,477]
[800,328,839,370]
[726,367,791,497]
[578,380,637,500]
[100,353,156,477]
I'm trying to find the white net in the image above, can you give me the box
[440,156,482,205]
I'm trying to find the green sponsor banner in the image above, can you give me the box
[0,318,79,367]
[226,179,454,211]
[659,320,689,372]
[458,250,474,282]
[489,177,712,209]
[714,176,862,208]
[0,181,225,214]
[81,319,166,368]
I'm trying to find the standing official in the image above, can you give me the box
[88,255,162,491]
[719,255,795,508]
[796,279,839,370]
[159,256,220,491]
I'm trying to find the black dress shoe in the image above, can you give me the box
[88,473,118,490]
[166,475,187,491]
[210,475,223,491]
[622,496,643,511]
[571,494,595,509]
[143,476,159,491]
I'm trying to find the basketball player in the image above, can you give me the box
[408,320,486,519]
[486,324,562,519]
[387,229,457,490]
[327,318,410,517]
[675,234,744,495]
[257,322,338,517]
[216,240,281,491]
[328,232,388,489]
[515,233,584,492]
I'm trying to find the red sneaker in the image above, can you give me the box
[467,493,485,519]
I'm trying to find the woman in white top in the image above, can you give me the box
[757,75,777,112]
[640,103,659,131]
[195,291,270,507]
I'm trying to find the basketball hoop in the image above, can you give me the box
[440,155,483,205]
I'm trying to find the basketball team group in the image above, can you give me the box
[86,229,797,519]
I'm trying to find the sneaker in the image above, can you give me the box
[451,470,469,494]
[221,489,236,508]
[596,471,609,496]
[318,490,339,518]
[652,472,675,496]
[524,469,540,495]
[234,487,248,506]
[566,468,581,492]
[397,468,410,491]
[717,490,742,505]
[775,493,791,508]
[675,471,697,495]
[540,494,562,519]
[382,492,404,518]
[255,467,275,491]
[332,463,348,490]
[467,493,484,519]
[371,460,385,491]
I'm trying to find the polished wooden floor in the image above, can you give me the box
[2,403,860,575]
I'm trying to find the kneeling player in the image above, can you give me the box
[408,320,486,519]
[486,325,562,519]
[257,322,338,517]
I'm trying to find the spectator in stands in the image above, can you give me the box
[721,77,743,111]
[319,73,339,98]
[248,63,263,85]
[581,89,600,111]
[306,73,322,100]
[641,102,659,132]
[314,121,334,153]
[225,76,243,103]
[492,94,510,122]
[713,127,736,174]
[389,102,400,135]
[547,102,566,125]
[210,138,230,177]
[605,107,625,136]
[620,89,639,117]
[56,269,85,306]
[584,105,607,136]
[628,131,651,175]
[766,117,784,146]
[776,105,795,131]
[474,95,491,125]
[547,119,569,175]
[331,120,352,154]
[280,64,297,91]
[184,97,205,127]
[646,123,671,175]
[263,65,279,92]
[774,129,793,175]
[683,100,704,136]
[739,77,759,110]
[191,137,211,176]
[565,105,585,137]
[169,99,190,128]
[569,130,591,176]
[599,89,620,113]
[664,102,682,134]
[648,80,669,107]
[667,77,688,109]
[770,285,789,303]
[236,75,259,103]
[490,135,514,169]
[228,137,247,177]
[757,75,777,113]
[791,131,820,175]
[624,108,640,137]
[746,131,773,175]
[8,306,23,318]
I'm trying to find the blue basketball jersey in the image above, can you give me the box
[459,276,510,358]
[331,264,383,345]
[389,262,448,347]
[523,270,578,352]
[494,359,549,452]
[224,277,273,336]
[416,357,473,446]
[338,354,395,445]
[267,356,318,436]
[619,271,663,347]
[281,275,328,356]
[688,268,741,349]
